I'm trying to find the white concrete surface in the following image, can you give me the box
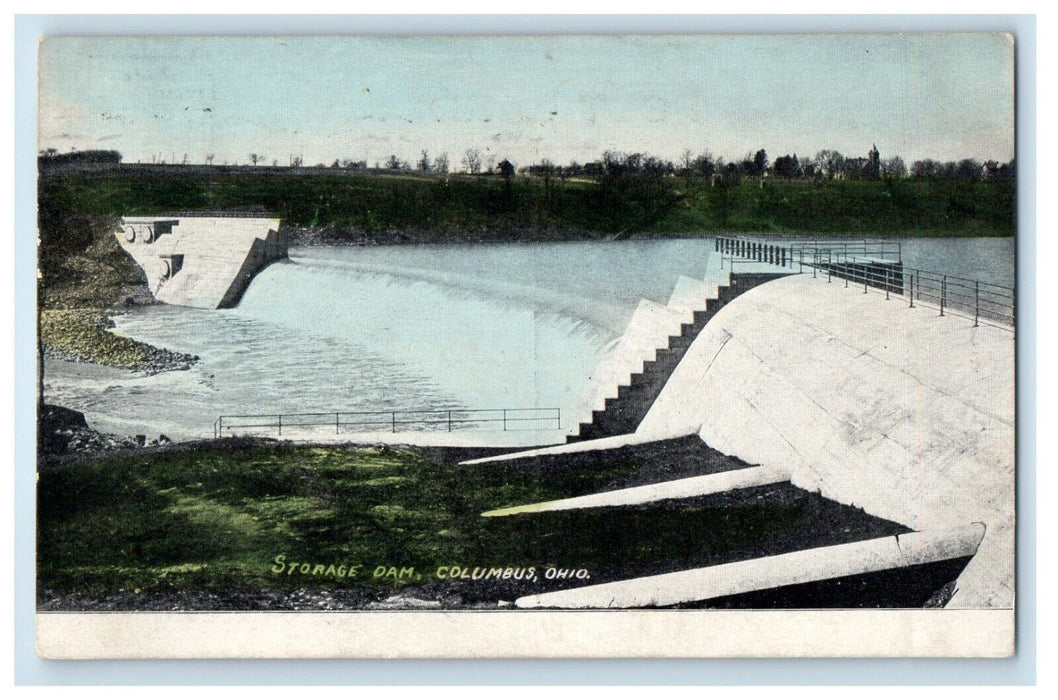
[636,272,1014,608]
[515,524,986,609]
[458,424,703,465]
[117,216,283,308]
[667,275,720,314]
[576,300,689,420]
[481,465,789,517]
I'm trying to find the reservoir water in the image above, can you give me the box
[44,236,1015,441]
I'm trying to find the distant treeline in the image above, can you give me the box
[521,148,1015,184]
[39,158,1015,244]
[38,149,123,167]
[40,147,1016,183]
[37,151,1016,309]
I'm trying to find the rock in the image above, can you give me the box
[158,434,172,444]
[135,435,146,446]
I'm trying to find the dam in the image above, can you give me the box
[57,234,1014,611]
[116,213,287,309]
[467,236,1015,611]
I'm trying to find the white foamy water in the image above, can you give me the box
[43,236,1013,442]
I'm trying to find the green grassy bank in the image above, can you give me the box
[41,165,1014,246]
[38,167,1015,306]
[36,166,1013,372]
[37,441,901,604]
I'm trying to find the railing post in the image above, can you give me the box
[864,265,869,294]
[336,412,340,434]
[278,414,282,437]
[885,267,890,300]
[940,276,946,316]
[392,412,397,432]
[448,410,453,432]
[909,273,914,308]
[975,280,980,327]
[799,248,803,273]
[557,408,561,430]
[844,262,848,288]
[503,409,508,431]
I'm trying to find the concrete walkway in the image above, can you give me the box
[636,272,1014,608]
[481,464,788,516]
[515,524,986,609]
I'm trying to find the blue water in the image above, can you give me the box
[45,236,1014,440]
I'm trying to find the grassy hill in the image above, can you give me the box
[37,164,1014,314]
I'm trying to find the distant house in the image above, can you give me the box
[711,162,741,186]
[840,145,881,179]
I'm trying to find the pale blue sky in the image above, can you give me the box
[38,34,1015,168]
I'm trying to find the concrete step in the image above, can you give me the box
[569,274,786,444]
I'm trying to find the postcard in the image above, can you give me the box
[34,33,1016,658]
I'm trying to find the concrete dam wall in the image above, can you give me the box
[635,273,1015,608]
[117,215,287,309]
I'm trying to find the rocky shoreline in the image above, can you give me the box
[41,308,198,375]
[37,403,174,457]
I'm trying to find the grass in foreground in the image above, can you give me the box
[38,441,904,603]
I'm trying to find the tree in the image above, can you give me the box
[693,151,716,177]
[816,150,845,179]
[773,154,800,179]
[385,154,402,170]
[205,153,215,166]
[752,149,769,177]
[680,148,695,174]
[911,159,941,178]
[881,156,906,178]
[248,153,265,166]
[290,155,303,168]
[956,158,983,180]
[417,150,432,172]
[462,148,482,174]
[800,155,818,179]
[435,152,450,174]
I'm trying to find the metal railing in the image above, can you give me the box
[714,236,1014,331]
[715,235,903,270]
[213,407,561,438]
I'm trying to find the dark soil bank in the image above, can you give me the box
[33,435,965,612]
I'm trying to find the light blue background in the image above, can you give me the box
[13,13,1037,686]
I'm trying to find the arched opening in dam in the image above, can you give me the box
[43,235,1014,444]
